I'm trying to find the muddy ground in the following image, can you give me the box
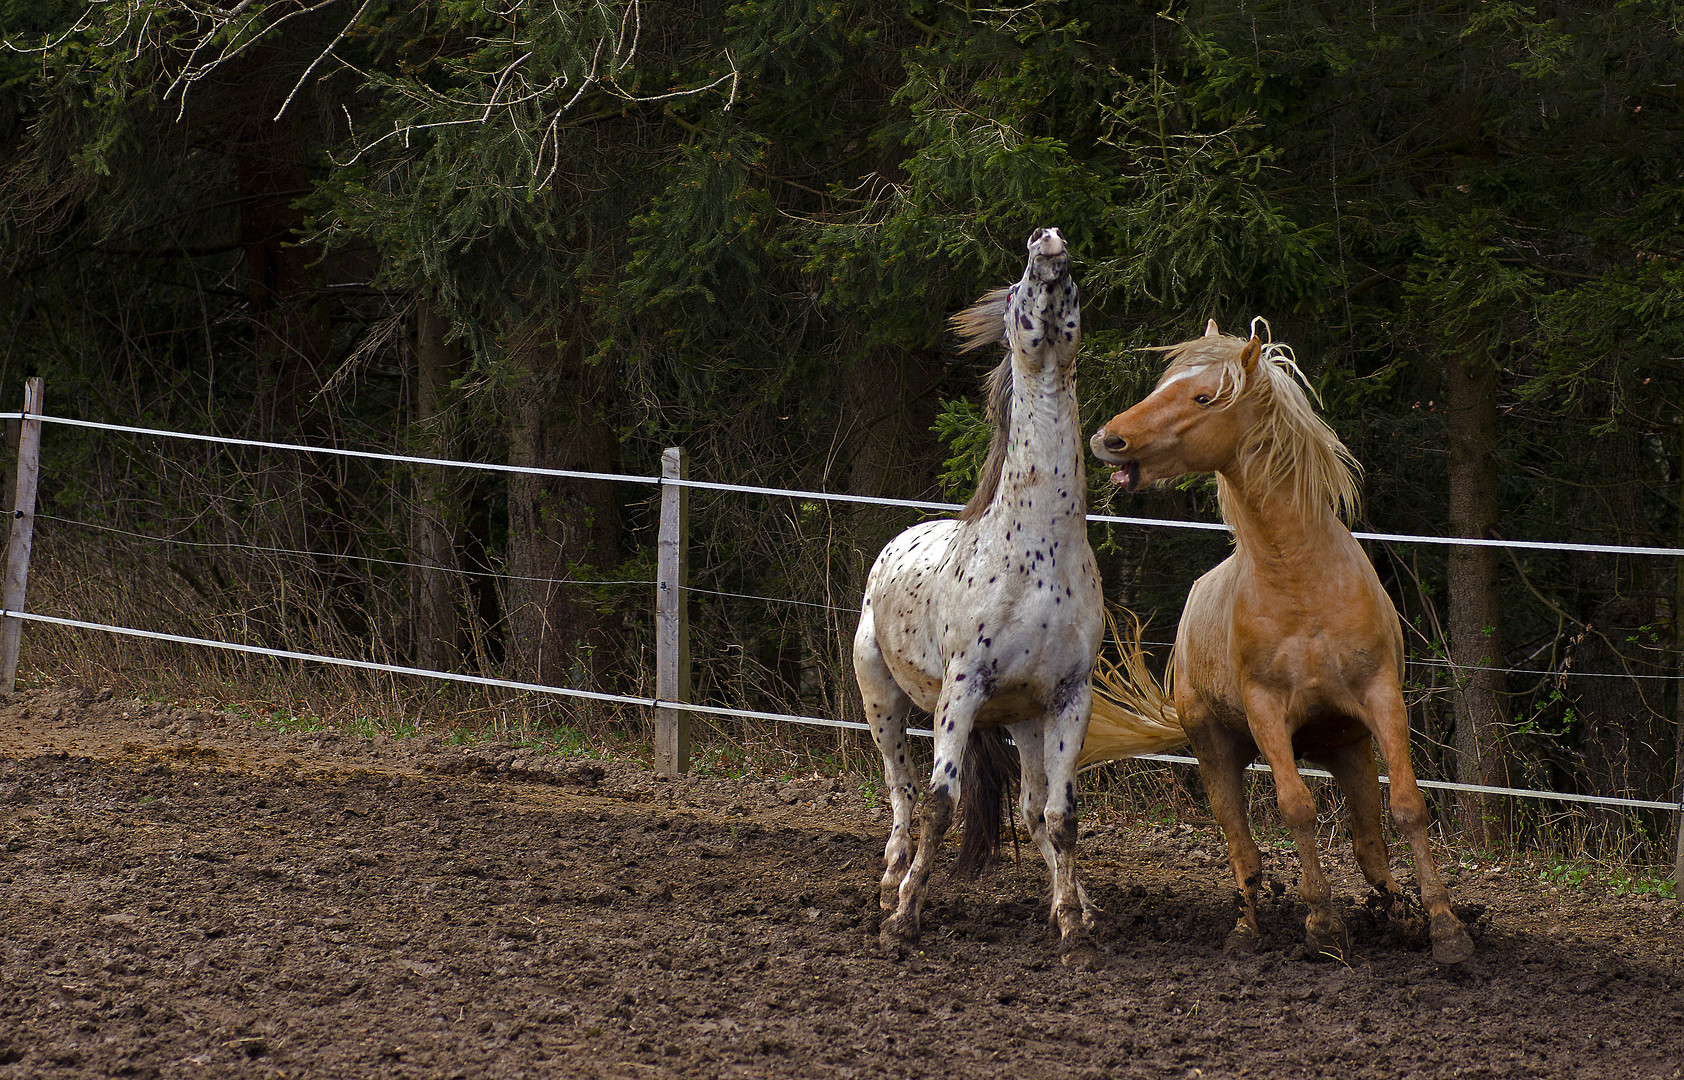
[1,685,1680,1079]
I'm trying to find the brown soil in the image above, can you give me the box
[2,685,1681,1079]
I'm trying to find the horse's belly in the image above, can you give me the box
[1290,712,1369,756]
[974,686,1045,728]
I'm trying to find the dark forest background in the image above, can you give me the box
[2,0,1682,859]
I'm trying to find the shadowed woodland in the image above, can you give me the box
[1,0,1682,862]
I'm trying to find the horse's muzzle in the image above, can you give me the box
[1090,428,1130,459]
[1089,429,1141,489]
[1028,227,1070,281]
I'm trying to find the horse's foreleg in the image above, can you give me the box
[881,682,977,946]
[1367,690,1474,965]
[1183,700,1265,954]
[1245,688,1347,961]
[1009,716,1098,934]
[853,630,918,913]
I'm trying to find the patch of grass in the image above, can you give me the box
[510,721,638,761]
[253,708,332,736]
[1534,857,1676,900]
[342,715,422,740]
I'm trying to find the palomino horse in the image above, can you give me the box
[1086,319,1474,965]
[854,227,1103,957]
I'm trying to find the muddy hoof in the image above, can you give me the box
[1059,939,1104,971]
[1430,916,1474,965]
[1305,921,1350,963]
[880,911,920,949]
[1223,924,1261,956]
[877,932,913,960]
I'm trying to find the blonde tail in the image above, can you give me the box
[1082,609,1188,768]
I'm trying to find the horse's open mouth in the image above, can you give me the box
[1109,461,1142,490]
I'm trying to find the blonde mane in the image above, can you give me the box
[1154,323,1361,526]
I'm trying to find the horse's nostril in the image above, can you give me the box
[1102,434,1127,453]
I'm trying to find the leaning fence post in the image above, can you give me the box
[1,377,44,693]
[655,446,690,776]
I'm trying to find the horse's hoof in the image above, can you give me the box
[1223,925,1261,956]
[880,911,920,947]
[1059,939,1104,971]
[1306,922,1350,963]
[877,933,912,960]
[1430,915,1474,965]
[1056,923,1103,969]
[1053,902,1093,943]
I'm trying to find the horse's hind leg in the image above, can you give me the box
[1009,720,1099,928]
[1366,687,1474,964]
[1244,689,1348,961]
[1318,734,1413,928]
[1009,718,1056,871]
[1039,682,1098,957]
[853,625,918,913]
[1183,702,1266,954]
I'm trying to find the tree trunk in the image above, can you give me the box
[411,296,463,671]
[503,318,621,695]
[1445,352,1510,847]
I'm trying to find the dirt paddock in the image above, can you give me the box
[2,686,1681,1079]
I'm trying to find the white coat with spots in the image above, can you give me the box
[853,228,1103,955]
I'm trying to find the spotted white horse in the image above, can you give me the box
[853,228,1103,957]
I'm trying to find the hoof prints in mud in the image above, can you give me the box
[1,690,1682,1079]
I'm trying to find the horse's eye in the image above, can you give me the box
[1194,393,1213,406]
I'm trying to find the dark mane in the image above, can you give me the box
[947,286,1015,523]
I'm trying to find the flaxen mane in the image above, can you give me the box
[948,286,1015,523]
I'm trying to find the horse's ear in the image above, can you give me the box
[1240,336,1262,373]
[1203,318,1221,338]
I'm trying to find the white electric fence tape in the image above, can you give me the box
[3,412,1681,815]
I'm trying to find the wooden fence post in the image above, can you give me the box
[1,377,44,693]
[655,447,690,776]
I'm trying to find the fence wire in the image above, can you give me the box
[4,410,1682,819]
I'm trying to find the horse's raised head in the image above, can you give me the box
[1026,227,1070,283]
[949,227,1079,357]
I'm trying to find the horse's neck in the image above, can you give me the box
[1217,471,1348,577]
[988,365,1085,530]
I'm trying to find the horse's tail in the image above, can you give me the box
[1081,608,1189,768]
[951,726,1018,880]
